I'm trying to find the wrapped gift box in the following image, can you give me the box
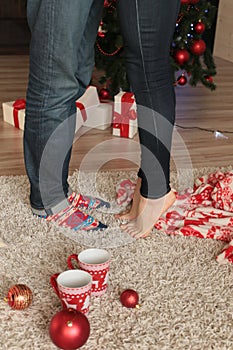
[75,85,100,132]
[112,91,138,138]
[2,86,111,133]
[76,85,100,109]
[76,85,112,130]
[83,103,112,130]
[2,99,26,131]
[75,108,84,133]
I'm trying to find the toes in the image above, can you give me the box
[120,221,135,230]
[114,210,129,219]
[120,221,152,239]
[120,223,140,237]
[141,233,150,239]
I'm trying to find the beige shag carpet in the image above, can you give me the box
[0,168,233,350]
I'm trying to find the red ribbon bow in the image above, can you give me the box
[75,102,87,122]
[113,92,137,138]
[13,99,26,129]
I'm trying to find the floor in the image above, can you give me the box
[0,55,232,176]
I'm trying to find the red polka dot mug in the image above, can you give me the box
[67,249,111,297]
[50,269,92,314]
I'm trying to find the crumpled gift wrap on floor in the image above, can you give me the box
[116,170,233,265]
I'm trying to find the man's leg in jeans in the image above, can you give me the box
[24,0,107,230]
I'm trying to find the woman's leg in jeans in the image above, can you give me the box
[117,0,180,237]
[24,0,103,215]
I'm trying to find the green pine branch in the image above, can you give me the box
[95,0,218,97]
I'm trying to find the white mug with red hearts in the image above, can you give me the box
[67,249,111,297]
[50,269,92,314]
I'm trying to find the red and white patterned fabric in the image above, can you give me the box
[116,179,136,206]
[116,170,233,265]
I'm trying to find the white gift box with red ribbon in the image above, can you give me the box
[2,99,26,130]
[112,91,138,138]
[83,103,113,130]
[76,86,112,131]
[2,86,113,132]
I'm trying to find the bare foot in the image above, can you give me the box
[120,190,176,239]
[115,178,141,221]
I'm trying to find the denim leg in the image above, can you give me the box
[24,0,103,212]
[117,0,180,199]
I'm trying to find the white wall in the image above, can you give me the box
[214,0,233,62]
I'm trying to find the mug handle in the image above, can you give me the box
[67,254,79,269]
[50,273,60,297]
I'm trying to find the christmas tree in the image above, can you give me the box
[94,0,217,98]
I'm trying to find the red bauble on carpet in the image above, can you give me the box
[120,289,139,308]
[49,308,90,350]
[4,284,33,310]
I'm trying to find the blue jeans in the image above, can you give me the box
[117,0,180,198]
[24,0,103,214]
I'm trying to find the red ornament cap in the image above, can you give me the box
[120,289,140,309]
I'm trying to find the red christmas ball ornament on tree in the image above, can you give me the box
[98,31,106,38]
[194,21,205,34]
[177,74,187,86]
[174,49,190,66]
[204,75,213,83]
[189,0,200,4]
[104,0,112,7]
[120,289,140,309]
[98,21,106,38]
[49,308,90,350]
[99,88,111,100]
[181,0,190,4]
[190,39,206,56]
[4,284,33,310]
